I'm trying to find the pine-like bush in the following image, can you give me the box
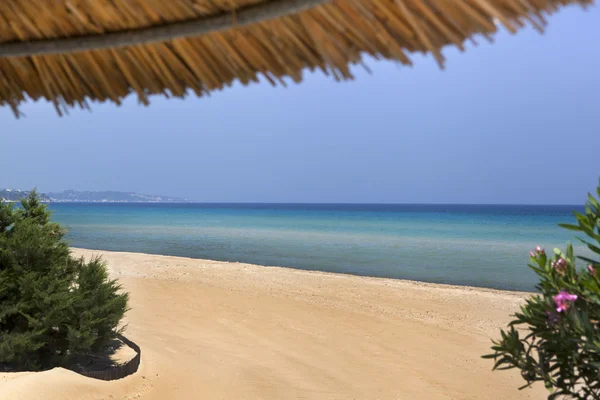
[0,191,129,371]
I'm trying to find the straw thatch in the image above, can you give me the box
[0,0,592,116]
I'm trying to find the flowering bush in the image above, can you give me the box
[484,184,600,399]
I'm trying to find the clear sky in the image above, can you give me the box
[2,5,599,204]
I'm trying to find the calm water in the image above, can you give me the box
[48,203,589,292]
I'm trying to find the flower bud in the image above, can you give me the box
[535,246,545,255]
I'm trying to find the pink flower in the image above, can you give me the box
[535,246,545,255]
[588,265,595,274]
[529,251,536,258]
[552,258,568,275]
[553,291,578,313]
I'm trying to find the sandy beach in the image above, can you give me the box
[0,248,546,400]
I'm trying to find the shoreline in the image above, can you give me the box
[1,248,545,400]
[71,246,537,295]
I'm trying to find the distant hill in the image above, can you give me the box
[1,189,187,203]
[46,190,188,203]
[0,189,50,202]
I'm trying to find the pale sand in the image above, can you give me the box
[0,248,546,400]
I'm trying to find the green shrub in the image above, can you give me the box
[484,183,600,399]
[0,191,129,371]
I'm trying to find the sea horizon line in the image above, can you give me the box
[44,201,584,207]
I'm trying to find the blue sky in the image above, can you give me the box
[2,5,598,204]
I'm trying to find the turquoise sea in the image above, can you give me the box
[48,203,590,292]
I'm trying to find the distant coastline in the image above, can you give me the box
[0,188,188,203]
[46,200,191,203]
[2,188,583,207]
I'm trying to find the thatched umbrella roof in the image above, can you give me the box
[0,0,592,116]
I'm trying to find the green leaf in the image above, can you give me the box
[588,193,600,211]
[585,242,600,256]
[578,256,600,266]
[566,243,574,263]
[589,362,600,370]
[493,356,513,370]
[518,382,532,390]
[481,354,497,359]
[559,223,582,232]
